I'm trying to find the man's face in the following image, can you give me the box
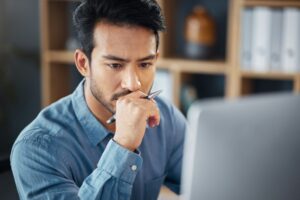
[87,22,158,113]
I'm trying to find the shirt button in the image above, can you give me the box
[131,165,137,171]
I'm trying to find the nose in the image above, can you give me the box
[121,67,141,92]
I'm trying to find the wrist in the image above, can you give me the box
[112,137,136,152]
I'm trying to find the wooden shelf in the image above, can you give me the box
[49,0,80,2]
[244,0,300,7]
[295,75,300,93]
[46,50,74,63]
[241,70,299,80]
[158,58,227,75]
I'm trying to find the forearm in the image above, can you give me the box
[11,139,142,200]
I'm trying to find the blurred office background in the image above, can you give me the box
[1,0,299,199]
[0,0,39,199]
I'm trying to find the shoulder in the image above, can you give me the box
[12,95,76,159]
[10,127,73,182]
[12,128,71,163]
[11,120,76,173]
[24,94,75,135]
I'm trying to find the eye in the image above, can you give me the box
[139,62,152,69]
[107,63,123,70]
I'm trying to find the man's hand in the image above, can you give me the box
[113,91,160,151]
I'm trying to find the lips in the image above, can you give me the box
[111,90,132,101]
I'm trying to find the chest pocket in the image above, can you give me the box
[145,174,167,200]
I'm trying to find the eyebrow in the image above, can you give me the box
[137,54,156,62]
[102,54,156,62]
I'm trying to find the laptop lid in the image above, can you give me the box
[182,93,300,200]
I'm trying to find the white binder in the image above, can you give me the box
[281,8,300,72]
[270,9,283,72]
[241,8,253,70]
[251,7,272,72]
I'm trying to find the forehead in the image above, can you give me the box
[92,22,157,56]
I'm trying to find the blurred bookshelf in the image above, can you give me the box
[40,0,300,110]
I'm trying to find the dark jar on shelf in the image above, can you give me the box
[184,6,216,60]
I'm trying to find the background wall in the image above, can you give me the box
[0,0,40,158]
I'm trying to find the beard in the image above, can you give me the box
[89,74,153,115]
[89,76,131,114]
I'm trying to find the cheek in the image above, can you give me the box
[91,66,120,95]
[139,69,155,90]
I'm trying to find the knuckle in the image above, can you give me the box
[123,98,130,104]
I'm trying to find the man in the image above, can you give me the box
[11,0,186,199]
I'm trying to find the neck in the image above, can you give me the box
[84,80,116,133]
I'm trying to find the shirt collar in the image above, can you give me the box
[71,79,110,146]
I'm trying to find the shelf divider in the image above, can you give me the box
[244,0,300,7]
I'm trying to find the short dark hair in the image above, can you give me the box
[73,0,166,60]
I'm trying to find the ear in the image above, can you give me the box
[74,49,90,77]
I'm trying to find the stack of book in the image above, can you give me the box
[241,7,300,72]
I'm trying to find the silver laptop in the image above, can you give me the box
[181,93,300,200]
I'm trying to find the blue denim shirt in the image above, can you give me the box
[11,80,186,200]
